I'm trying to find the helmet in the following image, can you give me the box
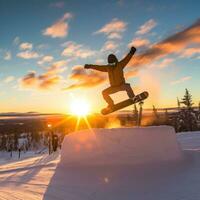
[107,54,118,64]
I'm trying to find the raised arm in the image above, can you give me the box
[119,47,136,68]
[84,64,108,72]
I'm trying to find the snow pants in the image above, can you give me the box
[102,83,135,106]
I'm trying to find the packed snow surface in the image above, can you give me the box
[0,127,200,200]
[61,126,182,166]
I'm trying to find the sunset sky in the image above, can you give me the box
[0,0,200,113]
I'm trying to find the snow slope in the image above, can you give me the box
[0,127,200,200]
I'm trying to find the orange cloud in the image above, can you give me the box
[101,40,119,52]
[128,19,200,71]
[21,71,62,90]
[64,66,107,90]
[43,12,72,38]
[128,37,150,48]
[20,60,67,90]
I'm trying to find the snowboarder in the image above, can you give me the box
[85,47,148,114]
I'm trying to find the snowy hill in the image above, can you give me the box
[0,127,200,200]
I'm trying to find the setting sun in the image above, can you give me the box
[70,99,90,116]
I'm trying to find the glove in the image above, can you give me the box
[84,64,90,69]
[130,46,136,54]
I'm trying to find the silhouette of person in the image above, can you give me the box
[85,47,136,107]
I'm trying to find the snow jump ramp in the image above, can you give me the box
[61,126,183,166]
[43,127,200,200]
[43,126,190,200]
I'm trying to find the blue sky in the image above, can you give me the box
[0,0,200,113]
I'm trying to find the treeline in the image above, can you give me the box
[123,88,200,132]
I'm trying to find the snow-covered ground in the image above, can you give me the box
[0,127,200,200]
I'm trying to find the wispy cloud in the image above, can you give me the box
[128,37,150,48]
[62,41,95,58]
[17,51,39,59]
[37,55,54,65]
[13,36,20,45]
[94,18,127,39]
[4,51,12,60]
[101,40,119,52]
[20,60,67,90]
[50,1,65,8]
[136,19,157,35]
[19,42,33,50]
[43,12,72,38]
[63,65,107,90]
[179,47,200,58]
[157,58,174,68]
[170,76,192,85]
[4,76,15,83]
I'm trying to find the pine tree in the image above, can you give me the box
[176,89,197,132]
[181,88,193,109]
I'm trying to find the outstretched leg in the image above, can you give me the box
[102,86,116,106]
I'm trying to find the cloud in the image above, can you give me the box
[94,18,127,39]
[101,40,119,52]
[157,58,174,68]
[127,19,200,71]
[136,19,157,35]
[62,41,95,58]
[4,76,15,83]
[170,76,192,85]
[20,71,37,88]
[179,47,200,58]
[45,60,67,74]
[64,65,107,90]
[19,42,33,50]
[107,32,122,39]
[4,51,12,60]
[20,60,67,90]
[50,1,65,8]
[128,37,150,48]
[43,12,72,38]
[13,36,20,45]
[65,19,200,90]
[37,55,54,65]
[17,51,39,59]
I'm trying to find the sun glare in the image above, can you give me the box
[70,99,90,116]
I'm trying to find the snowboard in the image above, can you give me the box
[101,91,149,115]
